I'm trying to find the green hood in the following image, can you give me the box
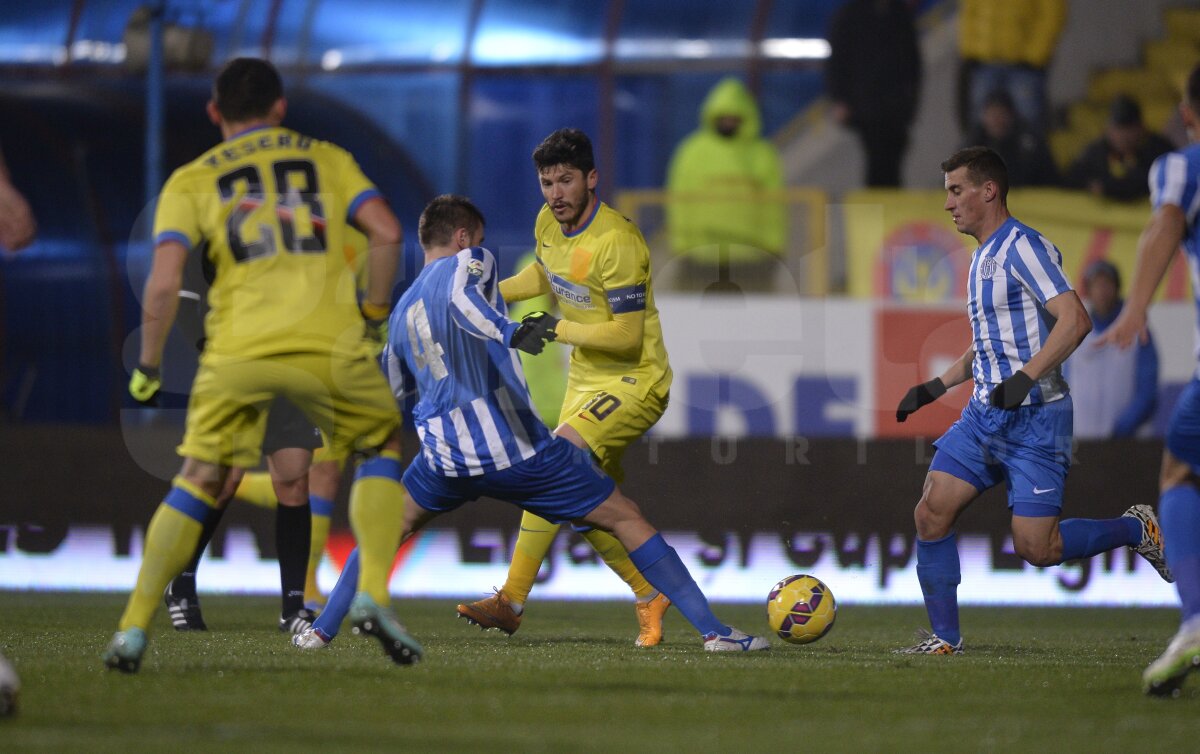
[699,76,761,139]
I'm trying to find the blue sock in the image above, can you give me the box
[311,547,359,641]
[628,533,728,637]
[1057,517,1141,562]
[1161,486,1200,622]
[916,533,961,646]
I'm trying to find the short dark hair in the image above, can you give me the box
[213,58,283,122]
[1084,259,1121,290]
[532,128,595,175]
[1109,95,1143,127]
[1188,63,1200,115]
[418,194,485,249]
[941,146,1009,202]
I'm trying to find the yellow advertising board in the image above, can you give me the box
[845,188,1193,301]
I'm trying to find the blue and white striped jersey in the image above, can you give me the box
[384,246,553,477]
[1151,145,1200,372]
[966,217,1074,406]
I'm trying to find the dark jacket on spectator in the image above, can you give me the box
[1067,132,1175,201]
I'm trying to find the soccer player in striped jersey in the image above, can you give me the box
[1101,63,1200,696]
[894,146,1171,655]
[457,128,674,647]
[295,195,766,657]
[103,58,414,672]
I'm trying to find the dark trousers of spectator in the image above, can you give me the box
[855,121,909,187]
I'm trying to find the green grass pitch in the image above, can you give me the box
[1,592,1197,752]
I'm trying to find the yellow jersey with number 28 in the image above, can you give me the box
[153,125,378,361]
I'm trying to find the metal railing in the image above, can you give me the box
[615,187,829,296]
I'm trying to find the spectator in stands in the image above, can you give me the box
[666,76,786,291]
[1066,260,1158,439]
[1067,95,1175,202]
[959,0,1066,136]
[826,0,922,188]
[0,146,35,252]
[962,89,1059,187]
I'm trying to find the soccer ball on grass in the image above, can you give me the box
[766,574,836,644]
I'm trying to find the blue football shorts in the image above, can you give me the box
[1166,377,1200,473]
[930,395,1073,517]
[402,435,617,524]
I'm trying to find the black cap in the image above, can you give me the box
[1109,95,1143,127]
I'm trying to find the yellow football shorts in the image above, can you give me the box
[558,383,668,483]
[179,350,399,468]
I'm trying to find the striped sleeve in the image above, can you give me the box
[448,247,521,344]
[1150,153,1197,213]
[382,342,414,402]
[1007,233,1073,305]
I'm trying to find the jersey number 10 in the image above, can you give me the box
[217,159,326,262]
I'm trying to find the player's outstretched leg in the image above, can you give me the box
[293,548,359,650]
[1123,504,1174,582]
[1145,484,1200,695]
[456,510,554,633]
[580,528,670,647]
[349,592,423,665]
[348,450,405,607]
[582,492,767,652]
[105,478,219,672]
[305,493,335,610]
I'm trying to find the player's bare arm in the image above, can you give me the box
[353,197,402,316]
[1014,290,1091,381]
[937,345,976,390]
[138,239,189,369]
[1098,203,1186,350]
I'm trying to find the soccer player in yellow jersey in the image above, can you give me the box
[104,58,420,672]
[457,129,674,646]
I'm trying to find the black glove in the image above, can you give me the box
[896,378,946,422]
[508,311,560,356]
[128,364,162,407]
[989,370,1035,410]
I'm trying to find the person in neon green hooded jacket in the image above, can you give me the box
[666,77,787,276]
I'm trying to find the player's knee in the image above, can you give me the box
[1013,539,1058,567]
[275,480,308,506]
[914,497,947,540]
[1159,451,1196,493]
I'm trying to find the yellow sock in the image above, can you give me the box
[233,471,278,509]
[581,528,656,599]
[348,451,405,606]
[118,479,215,631]
[304,510,332,605]
[502,511,560,605]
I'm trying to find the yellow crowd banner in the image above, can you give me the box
[844,188,1192,301]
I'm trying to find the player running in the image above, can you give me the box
[295,195,767,659]
[457,128,675,647]
[104,57,414,672]
[135,245,323,635]
[894,146,1171,655]
[1099,63,1200,696]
